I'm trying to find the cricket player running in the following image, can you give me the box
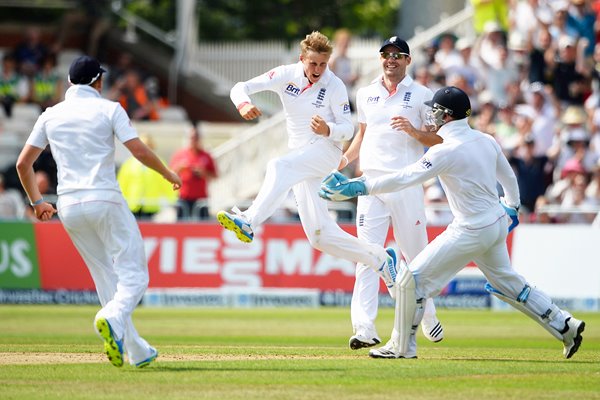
[340,36,443,351]
[319,86,585,359]
[16,56,182,368]
[218,31,398,306]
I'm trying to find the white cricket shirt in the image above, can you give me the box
[26,85,138,196]
[230,62,353,149]
[356,75,433,174]
[367,119,520,228]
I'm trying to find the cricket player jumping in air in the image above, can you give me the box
[319,86,585,359]
[217,31,400,317]
[16,56,182,368]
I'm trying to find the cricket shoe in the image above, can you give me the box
[368,340,417,359]
[217,206,254,243]
[421,316,444,343]
[378,248,397,298]
[94,317,124,367]
[349,328,381,350]
[562,317,585,359]
[135,346,158,368]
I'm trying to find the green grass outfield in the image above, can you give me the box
[1,305,599,400]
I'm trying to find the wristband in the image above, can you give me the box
[237,102,251,111]
[30,197,44,206]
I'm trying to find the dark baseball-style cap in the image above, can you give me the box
[68,56,106,85]
[379,36,410,55]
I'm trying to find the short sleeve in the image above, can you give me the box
[26,113,50,150]
[112,103,138,143]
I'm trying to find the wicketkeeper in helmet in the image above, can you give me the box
[319,86,585,359]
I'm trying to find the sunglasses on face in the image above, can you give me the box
[380,52,409,60]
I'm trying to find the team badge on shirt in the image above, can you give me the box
[420,157,433,169]
[399,91,413,109]
[311,88,326,108]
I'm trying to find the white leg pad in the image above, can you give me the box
[394,265,420,356]
[485,283,563,340]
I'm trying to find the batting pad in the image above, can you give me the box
[394,264,420,355]
[485,283,562,340]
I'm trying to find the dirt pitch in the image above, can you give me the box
[0,352,355,365]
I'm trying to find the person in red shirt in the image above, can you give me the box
[170,126,218,219]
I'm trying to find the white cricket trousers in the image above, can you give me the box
[243,136,388,269]
[351,188,436,332]
[411,215,569,332]
[57,191,154,365]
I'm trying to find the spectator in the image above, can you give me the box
[549,36,587,106]
[528,27,554,85]
[585,161,600,203]
[472,90,497,135]
[559,166,597,223]
[0,53,29,118]
[0,173,27,220]
[548,105,598,181]
[434,32,462,72]
[13,27,48,77]
[566,0,596,58]
[29,53,63,111]
[524,82,558,157]
[509,135,551,214]
[329,29,359,110]
[470,0,510,35]
[170,126,218,219]
[117,134,178,219]
[108,69,159,121]
[446,37,480,90]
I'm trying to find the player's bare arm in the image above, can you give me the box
[310,114,330,136]
[338,122,365,170]
[124,138,182,190]
[390,116,442,147]
[238,102,262,120]
[15,144,57,221]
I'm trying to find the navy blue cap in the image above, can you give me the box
[68,56,106,85]
[379,36,410,55]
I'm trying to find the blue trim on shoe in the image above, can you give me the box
[95,317,124,368]
[384,247,398,286]
[217,210,254,243]
[135,347,158,368]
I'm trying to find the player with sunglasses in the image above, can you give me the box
[338,36,445,357]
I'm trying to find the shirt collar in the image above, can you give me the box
[372,74,414,89]
[65,84,102,100]
[436,118,470,139]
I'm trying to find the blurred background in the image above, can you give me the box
[1,0,599,310]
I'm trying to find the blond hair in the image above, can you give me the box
[300,31,333,56]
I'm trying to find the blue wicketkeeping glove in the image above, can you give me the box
[500,197,520,233]
[319,173,368,201]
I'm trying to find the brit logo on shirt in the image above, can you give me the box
[312,88,326,108]
[400,91,413,109]
[420,157,433,169]
[342,102,351,114]
[367,96,380,104]
[284,82,301,97]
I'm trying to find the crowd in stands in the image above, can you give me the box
[2,0,600,225]
[402,0,600,225]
